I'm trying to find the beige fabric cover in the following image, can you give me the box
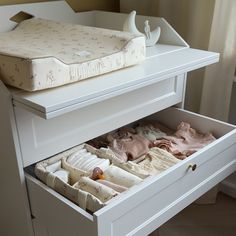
[35,143,143,212]
[92,146,180,178]
[93,146,151,179]
[62,144,110,184]
[103,165,142,188]
[0,18,145,91]
[75,177,119,203]
[35,146,105,213]
[135,147,180,175]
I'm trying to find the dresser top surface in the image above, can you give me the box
[9,45,219,119]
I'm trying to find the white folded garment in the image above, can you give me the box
[104,165,142,188]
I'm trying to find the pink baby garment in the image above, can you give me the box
[109,132,151,162]
[154,122,216,159]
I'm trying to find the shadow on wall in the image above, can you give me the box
[0,0,120,12]
[229,78,236,125]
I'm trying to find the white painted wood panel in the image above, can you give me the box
[0,81,34,236]
[0,1,188,47]
[0,0,94,32]
[16,75,184,167]
[26,173,96,236]
[92,11,189,47]
[11,48,219,119]
[26,108,236,236]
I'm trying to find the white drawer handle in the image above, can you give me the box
[188,163,197,171]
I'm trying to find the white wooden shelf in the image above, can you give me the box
[10,47,219,119]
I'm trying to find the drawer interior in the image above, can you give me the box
[150,108,235,138]
[25,107,236,236]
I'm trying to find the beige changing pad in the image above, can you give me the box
[0,18,145,91]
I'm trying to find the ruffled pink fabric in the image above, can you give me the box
[109,132,151,162]
[154,122,216,159]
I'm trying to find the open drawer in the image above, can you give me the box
[25,107,236,236]
[16,74,185,167]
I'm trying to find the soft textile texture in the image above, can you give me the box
[135,124,167,141]
[66,148,110,173]
[104,165,142,188]
[109,132,151,162]
[95,147,151,179]
[35,146,105,212]
[35,143,143,212]
[97,179,128,193]
[0,18,145,91]
[154,122,216,159]
[76,177,118,203]
[134,147,180,175]
[62,144,110,184]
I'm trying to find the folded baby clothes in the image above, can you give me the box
[109,132,151,162]
[62,144,110,184]
[35,148,105,213]
[73,163,143,204]
[53,177,104,212]
[106,127,136,142]
[96,179,128,193]
[135,124,167,141]
[154,122,216,159]
[35,144,83,185]
[134,147,180,175]
[103,165,142,188]
[94,147,151,179]
[87,133,110,149]
[66,148,110,172]
[75,177,119,203]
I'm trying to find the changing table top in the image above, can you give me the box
[0,0,219,119]
[9,46,219,119]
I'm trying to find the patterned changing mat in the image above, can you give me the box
[0,18,145,91]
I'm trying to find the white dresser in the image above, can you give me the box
[0,1,235,236]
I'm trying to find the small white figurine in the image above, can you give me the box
[123,10,161,47]
[144,20,151,39]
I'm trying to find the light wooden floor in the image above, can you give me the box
[155,193,236,236]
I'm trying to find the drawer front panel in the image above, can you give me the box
[15,75,184,167]
[25,108,236,236]
[97,145,236,236]
[26,174,97,236]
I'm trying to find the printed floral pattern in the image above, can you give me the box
[0,18,145,91]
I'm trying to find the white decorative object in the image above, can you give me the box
[123,10,144,36]
[144,20,161,47]
[123,10,161,47]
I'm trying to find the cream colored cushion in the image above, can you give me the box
[0,18,145,91]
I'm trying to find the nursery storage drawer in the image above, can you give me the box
[16,75,184,167]
[25,108,236,236]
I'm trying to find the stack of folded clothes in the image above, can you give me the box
[35,120,216,213]
[35,144,142,213]
[88,121,216,177]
